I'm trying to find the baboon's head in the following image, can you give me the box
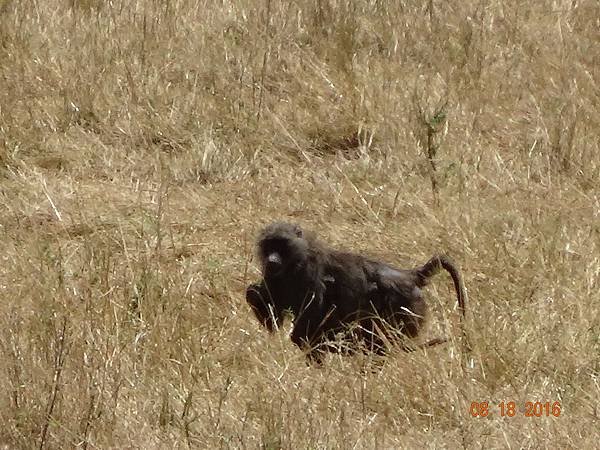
[257,222,309,278]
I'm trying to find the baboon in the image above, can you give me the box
[246,222,468,363]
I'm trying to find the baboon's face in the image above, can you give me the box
[258,223,308,278]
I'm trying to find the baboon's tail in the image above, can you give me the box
[416,254,466,320]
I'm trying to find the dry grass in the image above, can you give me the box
[0,0,599,448]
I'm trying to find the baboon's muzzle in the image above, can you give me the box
[264,252,283,276]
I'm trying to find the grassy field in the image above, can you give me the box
[1,0,599,448]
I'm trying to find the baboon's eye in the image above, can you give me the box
[263,240,289,261]
[275,246,289,259]
[269,239,289,252]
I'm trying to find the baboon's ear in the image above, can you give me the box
[293,225,303,238]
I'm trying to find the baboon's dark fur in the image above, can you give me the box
[246,222,467,363]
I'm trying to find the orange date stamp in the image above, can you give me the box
[470,401,562,417]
